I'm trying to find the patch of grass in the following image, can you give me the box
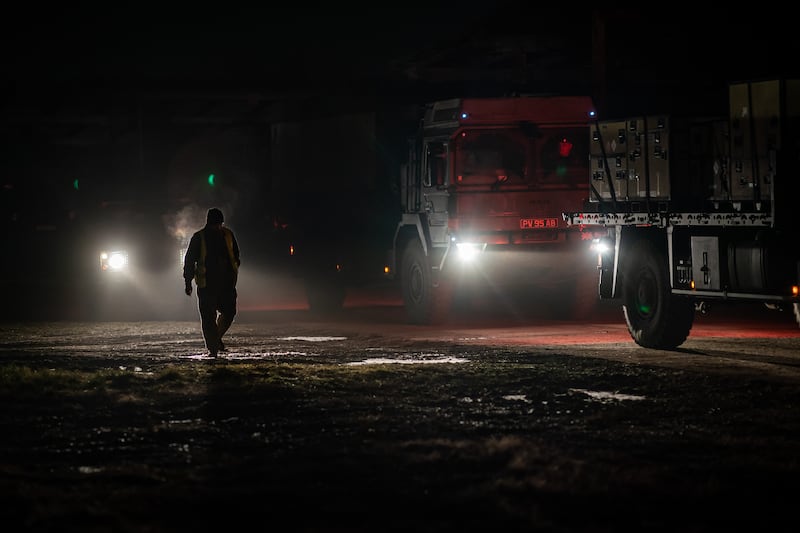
[156,366,185,383]
[0,364,189,397]
[0,364,94,395]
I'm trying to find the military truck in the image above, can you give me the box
[564,79,800,348]
[390,95,598,323]
[271,95,600,323]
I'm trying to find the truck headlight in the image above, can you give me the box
[455,242,484,262]
[100,250,129,272]
[590,238,612,255]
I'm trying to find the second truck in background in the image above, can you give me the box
[269,95,600,323]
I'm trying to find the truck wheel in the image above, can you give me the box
[400,240,452,325]
[305,278,346,315]
[622,240,694,349]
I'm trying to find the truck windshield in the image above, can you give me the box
[454,126,588,188]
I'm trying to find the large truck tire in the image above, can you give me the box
[622,239,694,349]
[400,240,452,325]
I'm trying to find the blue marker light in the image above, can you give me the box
[461,112,468,119]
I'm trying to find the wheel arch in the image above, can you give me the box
[393,214,431,279]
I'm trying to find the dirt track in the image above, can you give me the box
[2,302,800,532]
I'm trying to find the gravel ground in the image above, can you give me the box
[1,306,800,533]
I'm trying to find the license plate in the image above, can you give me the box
[519,217,558,229]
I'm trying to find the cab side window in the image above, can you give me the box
[425,142,448,187]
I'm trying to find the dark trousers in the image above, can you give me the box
[197,286,237,353]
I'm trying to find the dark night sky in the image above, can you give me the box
[5,6,800,113]
[4,6,800,213]
[4,3,546,95]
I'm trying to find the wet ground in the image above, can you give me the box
[2,289,800,532]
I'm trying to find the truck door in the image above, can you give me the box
[423,140,451,245]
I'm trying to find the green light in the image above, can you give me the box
[207,174,215,186]
[73,178,79,191]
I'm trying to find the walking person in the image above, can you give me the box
[183,207,241,358]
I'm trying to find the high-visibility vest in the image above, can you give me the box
[194,227,239,288]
